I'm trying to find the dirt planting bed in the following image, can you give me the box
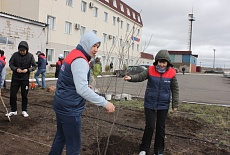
[0,88,229,155]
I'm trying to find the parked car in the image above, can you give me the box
[113,69,126,77]
[125,65,147,76]
[204,70,215,73]
[140,65,150,69]
[204,70,224,74]
[113,65,148,77]
[223,71,230,78]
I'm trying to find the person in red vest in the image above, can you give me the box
[49,31,115,155]
[55,54,64,78]
[124,50,179,155]
[0,50,6,88]
[34,51,48,89]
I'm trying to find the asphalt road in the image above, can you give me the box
[45,73,230,106]
[96,73,230,106]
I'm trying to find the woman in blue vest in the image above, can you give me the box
[124,50,179,155]
[49,31,115,155]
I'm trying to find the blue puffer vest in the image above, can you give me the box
[53,49,89,116]
[37,54,47,69]
[144,66,176,110]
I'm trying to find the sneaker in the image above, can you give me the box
[139,151,146,155]
[5,111,17,117]
[22,111,29,117]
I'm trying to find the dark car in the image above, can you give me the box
[125,65,147,76]
[204,70,215,73]
[204,70,224,74]
[140,65,150,69]
[113,69,126,77]
[114,65,148,77]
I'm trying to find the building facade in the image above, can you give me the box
[0,12,47,66]
[168,50,198,73]
[0,0,151,72]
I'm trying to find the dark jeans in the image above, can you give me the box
[10,79,29,112]
[139,108,168,154]
[49,113,81,155]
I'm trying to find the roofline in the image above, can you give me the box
[98,0,143,27]
[0,12,48,27]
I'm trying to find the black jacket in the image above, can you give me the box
[9,41,37,80]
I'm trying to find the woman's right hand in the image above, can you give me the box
[123,75,131,81]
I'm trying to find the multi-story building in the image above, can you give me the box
[0,0,152,72]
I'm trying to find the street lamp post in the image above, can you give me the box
[213,49,216,69]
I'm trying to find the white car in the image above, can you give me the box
[223,71,230,78]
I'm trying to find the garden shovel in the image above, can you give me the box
[0,93,11,122]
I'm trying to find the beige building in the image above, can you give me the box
[0,0,151,71]
[0,12,47,67]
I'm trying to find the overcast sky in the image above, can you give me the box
[122,0,230,68]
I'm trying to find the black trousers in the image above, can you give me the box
[10,79,29,112]
[139,108,168,154]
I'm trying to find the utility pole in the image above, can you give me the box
[188,13,195,52]
[213,49,216,69]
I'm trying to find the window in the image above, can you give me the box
[8,37,15,44]
[126,23,130,32]
[111,57,114,64]
[66,0,72,6]
[64,51,69,57]
[47,16,55,30]
[132,26,135,34]
[46,49,54,62]
[0,37,7,44]
[127,8,130,16]
[137,29,140,36]
[131,43,134,50]
[137,44,139,51]
[132,12,136,19]
[93,30,97,34]
[81,1,87,12]
[120,20,123,28]
[113,16,116,25]
[126,41,129,48]
[137,15,141,22]
[93,7,98,17]
[65,21,72,34]
[112,36,115,45]
[80,26,86,36]
[113,0,117,7]
[119,39,123,47]
[104,12,108,22]
[120,4,124,12]
[0,36,15,45]
[103,33,107,43]
[125,59,128,66]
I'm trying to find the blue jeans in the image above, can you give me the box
[49,113,82,155]
[34,69,46,88]
[1,66,6,87]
